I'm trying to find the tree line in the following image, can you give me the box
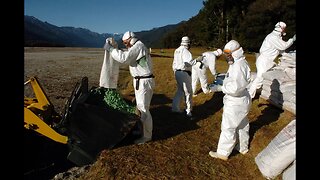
[160,0,296,52]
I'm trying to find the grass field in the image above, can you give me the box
[24,47,295,179]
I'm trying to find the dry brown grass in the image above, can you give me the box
[83,47,294,180]
[24,47,295,179]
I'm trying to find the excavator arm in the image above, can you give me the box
[24,76,140,166]
[24,76,68,144]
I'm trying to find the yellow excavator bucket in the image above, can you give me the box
[24,76,140,166]
[24,76,68,144]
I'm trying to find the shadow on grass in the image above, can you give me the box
[115,93,201,145]
[152,92,223,141]
[249,103,283,146]
[192,91,224,122]
[151,53,173,58]
[249,78,284,145]
[117,92,224,145]
[151,105,201,141]
[151,93,172,105]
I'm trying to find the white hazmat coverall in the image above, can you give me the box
[248,30,295,98]
[191,51,219,95]
[110,39,155,140]
[217,46,252,157]
[172,45,197,116]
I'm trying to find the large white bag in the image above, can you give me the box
[282,160,296,180]
[255,119,296,179]
[99,50,120,89]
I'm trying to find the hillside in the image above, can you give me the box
[24,15,180,48]
[24,0,296,51]
[24,47,295,180]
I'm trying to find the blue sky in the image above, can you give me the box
[24,0,204,34]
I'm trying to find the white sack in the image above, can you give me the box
[99,50,120,89]
[255,119,296,179]
[283,101,296,115]
[280,82,296,94]
[283,91,296,104]
[282,160,296,180]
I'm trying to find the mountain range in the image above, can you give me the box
[24,15,180,48]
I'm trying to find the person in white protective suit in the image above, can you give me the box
[104,31,155,145]
[191,48,223,96]
[248,21,296,99]
[171,36,200,119]
[209,40,252,161]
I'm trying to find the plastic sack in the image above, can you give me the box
[255,119,296,179]
[214,73,226,85]
[282,160,296,180]
[207,73,225,92]
[99,50,120,89]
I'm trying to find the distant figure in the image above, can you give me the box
[171,36,199,119]
[104,31,155,145]
[248,21,296,99]
[209,40,252,161]
[191,49,223,96]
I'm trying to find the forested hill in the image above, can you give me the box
[161,0,296,52]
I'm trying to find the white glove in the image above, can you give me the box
[106,37,118,48]
[104,37,117,51]
[292,34,296,42]
[195,56,204,62]
[103,41,113,51]
[209,84,222,92]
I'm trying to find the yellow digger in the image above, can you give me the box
[24,77,68,144]
[24,76,141,166]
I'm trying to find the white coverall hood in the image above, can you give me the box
[122,31,138,45]
[130,38,138,45]
[181,36,190,46]
[232,47,245,60]
[274,22,286,36]
[122,31,136,41]
[274,22,286,33]
[224,40,240,53]
[224,40,244,61]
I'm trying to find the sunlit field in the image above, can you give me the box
[24,47,294,179]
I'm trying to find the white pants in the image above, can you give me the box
[217,92,251,157]
[248,54,276,98]
[172,70,192,115]
[192,63,209,94]
[133,78,155,139]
